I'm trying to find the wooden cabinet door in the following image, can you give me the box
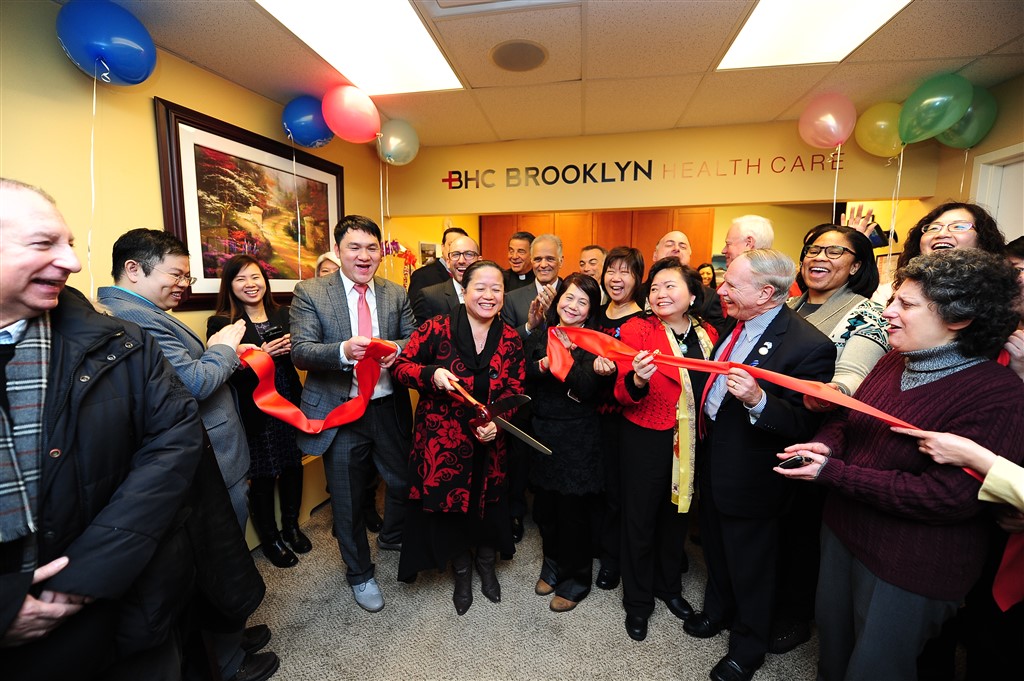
[674,207,715,266]
[480,214,518,265]
[632,209,673,261]
[593,211,633,251]
[517,213,554,236]
[554,212,593,273]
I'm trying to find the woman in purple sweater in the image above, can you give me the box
[775,249,1024,681]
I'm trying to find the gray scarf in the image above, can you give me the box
[0,314,50,544]
[901,341,984,391]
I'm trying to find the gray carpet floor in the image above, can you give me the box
[252,504,819,680]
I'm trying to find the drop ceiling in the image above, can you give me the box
[94,0,1024,147]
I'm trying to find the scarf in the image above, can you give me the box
[451,305,502,403]
[665,315,714,513]
[0,314,51,545]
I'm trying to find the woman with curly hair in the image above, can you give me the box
[390,260,526,616]
[776,249,1024,681]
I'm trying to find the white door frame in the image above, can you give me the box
[971,142,1024,211]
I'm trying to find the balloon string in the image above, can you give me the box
[96,58,111,84]
[831,143,841,222]
[290,144,304,280]
[959,148,969,200]
[885,146,905,267]
[88,60,98,299]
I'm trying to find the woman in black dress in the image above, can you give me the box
[208,254,309,568]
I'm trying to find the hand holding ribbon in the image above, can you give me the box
[239,338,398,434]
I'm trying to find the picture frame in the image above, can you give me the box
[154,98,344,310]
[876,252,902,285]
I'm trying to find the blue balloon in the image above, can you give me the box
[282,95,335,148]
[56,0,157,86]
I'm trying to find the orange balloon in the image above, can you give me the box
[322,85,380,144]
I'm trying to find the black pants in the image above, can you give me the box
[619,420,689,618]
[594,414,624,571]
[534,488,598,602]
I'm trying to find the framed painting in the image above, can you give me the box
[876,252,902,285]
[154,98,344,310]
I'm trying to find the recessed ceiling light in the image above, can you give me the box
[255,0,462,95]
[719,0,911,70]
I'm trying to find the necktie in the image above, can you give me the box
[354,284,372,338]
[699,320,744,435]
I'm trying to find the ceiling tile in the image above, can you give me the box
[583,75,702,135]
[432,5,582,87]
[584,0,752,79]
[473,82,582,140]
[374,90,498,146]
[957,54,1024,87]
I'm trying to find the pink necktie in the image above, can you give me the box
[354,284,372,337]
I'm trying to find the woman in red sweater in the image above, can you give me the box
[614,257,718,642]
[776,249,1024,681]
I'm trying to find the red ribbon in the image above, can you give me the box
[239,338,398,434]
[549,326,1023,610]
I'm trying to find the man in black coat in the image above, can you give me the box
[411,235,480,326]
[0,180,201,678]
[406,226,468,303]
[681,249,835,681]
[643,230,727,334]
[504,231,537,292]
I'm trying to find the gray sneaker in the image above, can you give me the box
[353,577,385,612]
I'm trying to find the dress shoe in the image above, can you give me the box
[352,577,385,612]
[240,624,271,654]
[281,522,312,554]
[683,612,724,639]
[663,595,694,621]
[710,654,762,681]
[475,546,501,603]
[595,566,620,590]
[260,537,298,569]
[625,614,648,641]
[364,507,384,533]
[452,552,473,616]
[550,595,578,612]
[769,618,811,654]
[376,536,402,551]
[535,578,555,596]
[228,651,279,681]
[511,516,524,543]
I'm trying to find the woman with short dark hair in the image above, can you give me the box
[776,249,1024,681]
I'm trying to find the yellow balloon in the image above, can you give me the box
[855,102,904,158]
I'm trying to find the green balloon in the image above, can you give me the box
[898,73,973,144]
[936,86,998,149]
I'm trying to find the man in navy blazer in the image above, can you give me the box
[405,225,467,304]
[411,234,480,326]
[290,215,415,613]
[682,249,835,681]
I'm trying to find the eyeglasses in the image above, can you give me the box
[803,244,856,260]
[449,251,479,261]
[152,266,197,287]
[921,221,975,234]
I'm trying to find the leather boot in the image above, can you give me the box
[278,468,312,553]
[452,551,473,616]
[250,478,297,568]
[475,545,501,603]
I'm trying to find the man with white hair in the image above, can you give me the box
[722,215,775,267]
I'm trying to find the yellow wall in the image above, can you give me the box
[0,0,382,333]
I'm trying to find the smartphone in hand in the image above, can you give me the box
[778,455,811,470]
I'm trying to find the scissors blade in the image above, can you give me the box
[493,416,552,456]
[487,394,531,419]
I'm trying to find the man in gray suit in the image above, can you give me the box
[97,229,251,529]
[501,233,563,340]
[97,229,277,681]
[290,215,416,613]
[411,234,480,326]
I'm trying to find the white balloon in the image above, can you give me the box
[376,119,420,166]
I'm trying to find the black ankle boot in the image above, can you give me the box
[278,468,312,553]
[452,551,473,616]
[250,478,297,568]
[475,545,501,603]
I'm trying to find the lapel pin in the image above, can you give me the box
[758,341,773,356]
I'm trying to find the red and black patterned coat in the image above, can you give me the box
[391,315,525,515]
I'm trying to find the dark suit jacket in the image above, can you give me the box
[412,279,459,327]
[504,268,535,292]
[501,279,561,340]
[407,258,450,304]
[703,304,835,517]
[289,273,416,456]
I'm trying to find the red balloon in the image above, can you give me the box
[799,93,857,149]
[322,85,380,144]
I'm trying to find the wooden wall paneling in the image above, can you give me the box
[516,212,555,236]
[632,209,674,264]
[480,214,519,265]
[593,210,633,251]
[553,211,594,274]
[673,207,715,266]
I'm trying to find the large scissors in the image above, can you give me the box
[450,382,552,456]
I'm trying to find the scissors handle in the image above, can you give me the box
[450,380,490,426]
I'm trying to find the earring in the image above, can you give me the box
[690,299,696,306]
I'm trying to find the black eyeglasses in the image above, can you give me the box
[803,245,856,260]
[449,251,480,261]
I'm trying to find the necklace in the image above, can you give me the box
[671,318,692,354]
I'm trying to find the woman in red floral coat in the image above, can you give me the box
[391,260,526,615]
